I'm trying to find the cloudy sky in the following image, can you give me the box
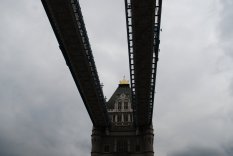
[0,0,233,156]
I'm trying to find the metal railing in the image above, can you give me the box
[148,0,163,124]
[124,0,137,126]
[70,0,110,126]
[125,0,163,126]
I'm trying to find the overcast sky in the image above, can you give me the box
[0,0,233,156]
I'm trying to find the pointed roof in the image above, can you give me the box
[107,83,131,109]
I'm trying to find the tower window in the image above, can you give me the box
[118,102,122,110]
[124,102,128,109]
[112,115,114,122]
[135,145,140,152]
[124,114,128,122]
[117,115,121,122]
[117,140,128,152]
[104,144,110,153]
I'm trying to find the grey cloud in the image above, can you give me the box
[168,146,225,156]
[217,0,233,96]
[218,1,233,42]
[1,0,233,156]
[154,0,233,155]
[0,0,91,156]
[168,143,233,156]
[216,0,233,65]
[79,0,130,98]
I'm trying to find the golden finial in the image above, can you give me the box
[119,76,129,84]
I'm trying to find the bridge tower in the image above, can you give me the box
[91,78,154,156]
[41,0,162,155]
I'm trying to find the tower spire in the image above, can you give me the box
[119,76,129,85]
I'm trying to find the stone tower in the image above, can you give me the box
[91,78,154,156]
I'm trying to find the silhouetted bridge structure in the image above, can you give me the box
[41,0,162,155]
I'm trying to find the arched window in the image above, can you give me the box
[112,115,114,122]
[117,140,128,152]
[117,114,121,122]
[118,101,122,110]
[135,145,140,152]
[124,114,128,122]
[104,144,110,153]
[124,102,128,109]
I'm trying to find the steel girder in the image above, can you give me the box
[125,0,162,126]
[41,0,109,127]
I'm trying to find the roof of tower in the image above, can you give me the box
[107,81,131,109]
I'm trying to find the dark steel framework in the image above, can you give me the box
[125,0,162,126]
[41,0,162,129]
[41,0,109,127]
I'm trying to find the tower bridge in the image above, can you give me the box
[41,0,162,155]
